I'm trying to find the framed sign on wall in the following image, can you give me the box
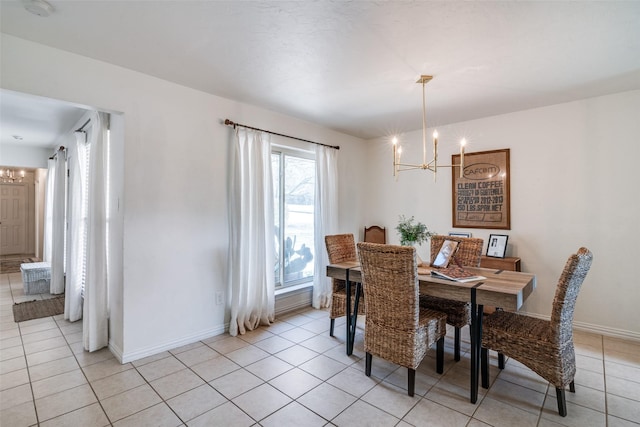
[452,148,510,229]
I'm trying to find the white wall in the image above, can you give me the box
[1,34,368,361]
[5,32,635,360]
[365,90,640,340]
[0,144,51,168]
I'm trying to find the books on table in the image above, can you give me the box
[430,266,486,283]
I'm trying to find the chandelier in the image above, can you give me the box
[393,75,466,180]
[0,168,25,183]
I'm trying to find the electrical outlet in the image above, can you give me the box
[216,291,223,305]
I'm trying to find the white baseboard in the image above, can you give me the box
[275,284,312,316]
[573,320,640,342]
[112,286,312,364]
[109,341,124,363]
[521,311,640,342]
[118,324,227,364]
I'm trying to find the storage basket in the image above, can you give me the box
[21,262,51,295]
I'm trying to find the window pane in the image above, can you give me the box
[272,153,281,285]
[283,155,315,284]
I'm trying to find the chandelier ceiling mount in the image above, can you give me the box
[393,75,466,180]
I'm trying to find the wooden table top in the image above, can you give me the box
[326,262,536,311]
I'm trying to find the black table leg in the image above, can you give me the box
[470,284,484,404]
[349,282,362,355]
[345,269,352,355]
[475,303,484,399]
[470,288,478,403]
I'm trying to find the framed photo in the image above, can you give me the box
[452,149,510,229]
[486,234,509,258]
[449,232,471,238]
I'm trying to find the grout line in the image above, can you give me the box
[9,271,42,427]
[3,287,639,426]
[63,321,115,426]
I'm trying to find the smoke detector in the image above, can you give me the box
[22,0,54,17]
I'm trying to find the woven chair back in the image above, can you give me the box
[357,242,419,331]
[325,234,357,263]
[364,226,387,244]
[429,235,484,267]
[550,247,593,342]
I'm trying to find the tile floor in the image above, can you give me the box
[1,270,639,426]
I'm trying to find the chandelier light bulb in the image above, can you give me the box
[0,168,25,183]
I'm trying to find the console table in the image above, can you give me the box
[480,256,521,272]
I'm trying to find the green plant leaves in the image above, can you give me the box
[396,215,435,246]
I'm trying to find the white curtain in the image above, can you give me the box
[228,128,275,336]
[50,150,66,295]
[83,112,109,352]
[42,158,56,263]
[65,132,88,322]
[312,145,338,309]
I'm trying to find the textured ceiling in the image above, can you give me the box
[1,0,639,145]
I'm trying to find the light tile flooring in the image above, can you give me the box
[2,271,640,427]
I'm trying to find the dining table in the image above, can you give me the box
[326,261,536,404]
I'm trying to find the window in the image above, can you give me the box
[78,133,91,297]
[272,149,315,288]
[80,138,91,296]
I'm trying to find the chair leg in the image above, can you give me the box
[498,352,505,369]
[408,368,416,396]
[481,347,489,389]
[556,387,567,417]
[454,327,461,361]
[436,336,444,374]
[365,352,372,377]
[329,318,335,336]
[569,380,575,393]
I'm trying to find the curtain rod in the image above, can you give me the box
[75,118,91,133]
[224,119,340,150]
[49,146,66,160]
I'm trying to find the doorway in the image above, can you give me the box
[0,183,28,255]
[1,89,88,261]
[0,168,38,259]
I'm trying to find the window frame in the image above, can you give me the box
[271,144,316,289]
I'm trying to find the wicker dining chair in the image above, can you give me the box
[420,235,484,361]
[325,234,365,336]
[364,225,386,244]
[481,247,593,417]
[357,242,447,396]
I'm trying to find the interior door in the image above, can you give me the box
[0,184,27,255]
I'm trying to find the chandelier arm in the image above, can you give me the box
[431,164,460,169]
[395,162,463,170]
[391,75,466,179]
[397,165,426,172]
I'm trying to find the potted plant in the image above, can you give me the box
[396,215,434,246]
